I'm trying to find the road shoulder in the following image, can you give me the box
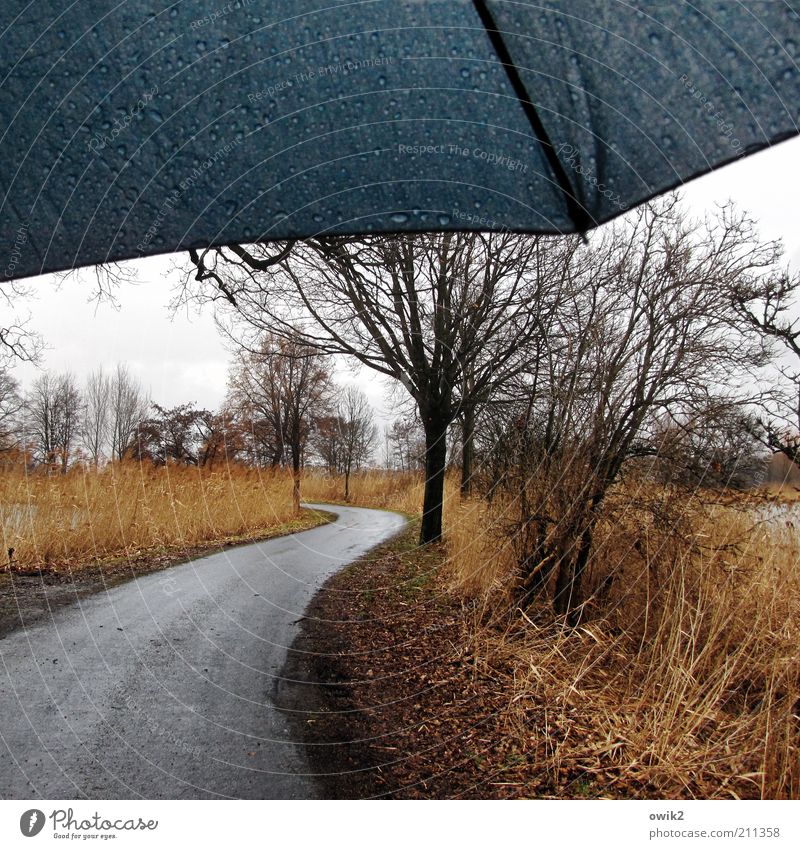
[276,524,537,799]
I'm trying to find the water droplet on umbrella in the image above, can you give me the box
[390,212,409,224]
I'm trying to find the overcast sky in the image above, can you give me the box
[8,135,800,423]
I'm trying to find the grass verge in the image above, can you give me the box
[277,523,553,799]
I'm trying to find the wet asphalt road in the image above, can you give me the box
[0,504,405,799]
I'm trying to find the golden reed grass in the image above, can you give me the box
[0,463,306,571]
[301,468,427,516]
[444,490,800,799]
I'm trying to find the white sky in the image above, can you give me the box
[8,135,800,422]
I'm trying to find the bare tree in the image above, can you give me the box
[194,409,235,469]
[82,368,111,468]
[385,416,425,472]
[25,371,82,472]
[0,261,132,366]
[228,332,331,512]
[229,344,287,470]
[0,279,43,364]
[490,199,776,622]
[0,367,22,453]
[185,232,573,542]
[314,414,345,475]
[724,268,800,467]
[109,364,149,461]
[648,407,768,490]
[133,402,227,467]
[314,386,376,500]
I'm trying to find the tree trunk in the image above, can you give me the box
[519,518,554,601]
[344,466,351,502]
[553,549,576,618]
[460,406,475,497]
[291,441,301,516]
[553,523,593,623]
[292,468,301,514]
[420,416,449,544]
[553,500,600,624]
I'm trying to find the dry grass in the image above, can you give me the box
[300,468,430,516]
[442,490,800,799]
[0,463,313,572]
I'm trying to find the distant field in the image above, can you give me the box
[763,482,800,501]
[301,468,427,515]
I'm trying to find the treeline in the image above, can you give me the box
[0,341,446,501]
[0,339,391,508]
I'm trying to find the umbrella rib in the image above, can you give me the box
[471,0,593,235]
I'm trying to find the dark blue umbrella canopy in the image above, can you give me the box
[1,1,798,281]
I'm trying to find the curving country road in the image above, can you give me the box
[0,504,405,799]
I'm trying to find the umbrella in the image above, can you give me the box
[1,0,798,282]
